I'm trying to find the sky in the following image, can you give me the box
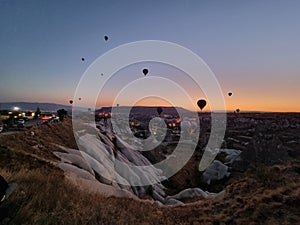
[0,0,299,112]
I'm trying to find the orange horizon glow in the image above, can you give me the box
[13,98,298,113]
[18,93,294,112]
[93,102,300,112]
[89,95,300,112]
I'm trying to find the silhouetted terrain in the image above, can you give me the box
[0,113,299,224]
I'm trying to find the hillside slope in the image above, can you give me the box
[0,118,299,224]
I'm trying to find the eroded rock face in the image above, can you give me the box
[218,149,242,165]
[166,188,218,201]
[57,163,96,181]
[54,120,222,205]
[53,151,95,176]
[201,160,230,185]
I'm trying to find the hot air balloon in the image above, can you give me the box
[236,108,240,113]
[142,68,148,76]
[104,35,109,41]
[81,57,85,62]
[197,99,207,111]
[157,107,163,115]
[78,98,82,101]
[69,100,73,104]
[228,92,232,96]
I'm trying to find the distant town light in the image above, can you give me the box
[13,107,20,111]
[41,116,49,121]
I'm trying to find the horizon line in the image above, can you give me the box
[1,101,300,113]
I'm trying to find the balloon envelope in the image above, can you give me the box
[228,92,232,96]
[104,35,108,41]
[69,100,73,104]
[142,68,148,76]
[236,108,240,113]
[81,58,85,61]
[157,107,163,115]
[197,99,207,110]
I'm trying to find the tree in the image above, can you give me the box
[34,107,41,119]
[57,109,67,122]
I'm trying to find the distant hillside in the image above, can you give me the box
[0,102,71,112]
[96,106,194,117]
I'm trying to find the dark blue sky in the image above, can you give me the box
[0,0,299,111]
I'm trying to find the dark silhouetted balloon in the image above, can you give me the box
[142,68,148,76]
[104,36,108,41]
[69,100,73,104]
[79,98,82,101]
[228,92,232,96]
[197,99,207,110]
[157,107,163,115]
[81,58,85,61]
[236,108,240,113]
